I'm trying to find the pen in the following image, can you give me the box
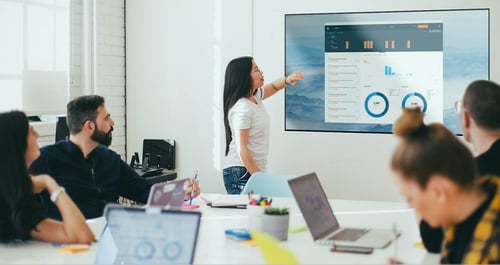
[189,170,198,205]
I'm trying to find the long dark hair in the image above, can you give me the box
[0,111,45,242]
[223,56,254,156]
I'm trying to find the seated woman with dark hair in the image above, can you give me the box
[0,111,94,244]
[390,108,500,264]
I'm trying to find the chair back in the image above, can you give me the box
[55,116,69,142]
[241,172,297,197]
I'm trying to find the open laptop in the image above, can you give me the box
[288,172,398,248]
[147,178,189,209]
[95,204,201,264]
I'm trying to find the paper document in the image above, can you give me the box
[208,195,248,208]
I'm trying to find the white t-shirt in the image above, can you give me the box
[224,88,270,171]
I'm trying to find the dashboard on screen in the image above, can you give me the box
[284,9,489,134]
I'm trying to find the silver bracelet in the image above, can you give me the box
[50,187,66,203]
[284,77,291,85]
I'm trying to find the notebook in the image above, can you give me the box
[288,172,398,249]
[147,178,189,209]
[206,194,248,208]
[95,204,201,264]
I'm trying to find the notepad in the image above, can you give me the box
[207,195,248,208]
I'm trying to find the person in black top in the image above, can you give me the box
[420,79,500,253]
[0,111,94,244]
[30,95,200,219]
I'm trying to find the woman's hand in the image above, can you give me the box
[285,71,304,86]
[31,174,58,194]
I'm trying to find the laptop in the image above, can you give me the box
[288,172,398,248]
[94,204,202,264]
[146,178,189,209]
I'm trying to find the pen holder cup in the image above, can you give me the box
[261,213,290,241]
[247,205,269,231]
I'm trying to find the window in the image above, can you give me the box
[0,0,69,116]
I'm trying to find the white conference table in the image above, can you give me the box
[0,193,440,264]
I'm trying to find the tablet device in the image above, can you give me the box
[95,204,201,264]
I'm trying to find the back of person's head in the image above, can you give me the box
[66,95,105,135]
[391,108,477,190]
[0,111,29,178]
[463,79,500,130]
[223,56,254,156]
[0,111,45,242]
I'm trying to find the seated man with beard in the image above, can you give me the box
[30,95,200,219]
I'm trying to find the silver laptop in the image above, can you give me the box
[146,178,189,209]
[288,172,398,248]
[95,204,201,264]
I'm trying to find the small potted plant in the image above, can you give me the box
[262,207,290,241]
[264,207,289,215]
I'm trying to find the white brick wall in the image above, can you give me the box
[39,0,127,159]
[94,0,126,158]
[69,0,82,98]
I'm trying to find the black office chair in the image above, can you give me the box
[55,116,69,142]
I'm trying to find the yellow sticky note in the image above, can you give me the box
[57,245,90,253]
[251,230,299,265]
[413,241,424,248]
[288,225,307,233]
[239,239,256,246]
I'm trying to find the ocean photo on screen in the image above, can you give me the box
[285,9,489,135]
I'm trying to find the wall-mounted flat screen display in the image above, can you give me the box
[285,9,489,134]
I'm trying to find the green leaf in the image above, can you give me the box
[264,207,289,215]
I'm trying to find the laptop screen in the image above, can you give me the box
[95,205,201,264]
[288,172,341,240]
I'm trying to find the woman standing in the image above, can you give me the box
[222,56,303,194]
[0,111,94,244]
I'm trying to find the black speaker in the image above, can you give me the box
[142,139,175,170]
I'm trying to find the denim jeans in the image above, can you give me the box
[223,166,251,194]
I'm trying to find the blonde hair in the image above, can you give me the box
[391,108,477,189]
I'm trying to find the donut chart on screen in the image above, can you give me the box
[364,92,389,118]
[402,92,428,113]
[134,240,155,260]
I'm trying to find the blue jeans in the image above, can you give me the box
[223,166,251,194]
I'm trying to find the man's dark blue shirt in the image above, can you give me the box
[30,140,151,219]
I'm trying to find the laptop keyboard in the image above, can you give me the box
[329,228,370,241]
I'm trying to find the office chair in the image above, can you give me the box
[240,172,297,197]
[55,116,69,142]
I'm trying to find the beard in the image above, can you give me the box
[91,125,113,147]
